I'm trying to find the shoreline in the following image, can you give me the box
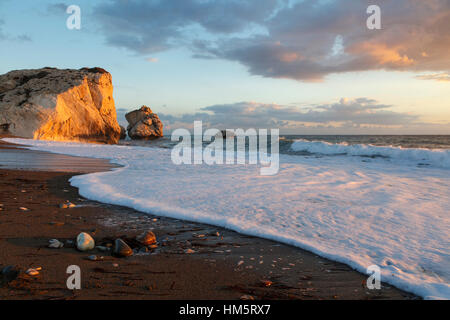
[0,138,417,300]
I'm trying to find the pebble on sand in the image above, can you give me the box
[59,202,76,209]
[87,255,103,261]
[261,280,273,287]
[49,221,65,226]
[136,231,157,246]
[1,265,17,276]
[76,232,95,251]
[113,238,133,257]
[26,267,41,276]
[48,239,64,249]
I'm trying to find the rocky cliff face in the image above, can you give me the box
[0,67,122,143]
[125,106,163,140]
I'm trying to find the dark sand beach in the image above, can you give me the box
[0,137,417,300]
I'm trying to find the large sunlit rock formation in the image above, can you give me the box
[125,106,163,140]
[0,67,122,143]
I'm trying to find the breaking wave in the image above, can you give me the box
[290,139,450,169]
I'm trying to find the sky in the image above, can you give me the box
[0,0,449,134]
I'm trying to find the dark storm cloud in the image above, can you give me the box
[93,0,450,81]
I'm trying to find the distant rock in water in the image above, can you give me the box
[217,130,235,139]
[125,105,163,140]
[0,67,122,144]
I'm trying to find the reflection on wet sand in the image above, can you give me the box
[0,139,118,173]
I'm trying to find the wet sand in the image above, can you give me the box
[0,137,417,300]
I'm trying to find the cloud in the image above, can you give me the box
[47,3,69,15]
[416,73,450,82]
[93,0,450,81]
[158,98,421,133]
[0,19,6,40]
[146,57,158,63]
[94,0,278,53]
[0,18,31,42]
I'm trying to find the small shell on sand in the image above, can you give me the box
[76,232,95,251]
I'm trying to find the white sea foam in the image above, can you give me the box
[4,138,450,299]
[291,139,450,169]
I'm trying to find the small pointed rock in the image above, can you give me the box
[137,231,156,246]
[113,238,133,257]
[76,232,95,251]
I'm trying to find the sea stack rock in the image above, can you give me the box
[125,106,163,140]
[0,67,122,143]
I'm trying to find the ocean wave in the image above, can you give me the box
[290,139,450,168]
